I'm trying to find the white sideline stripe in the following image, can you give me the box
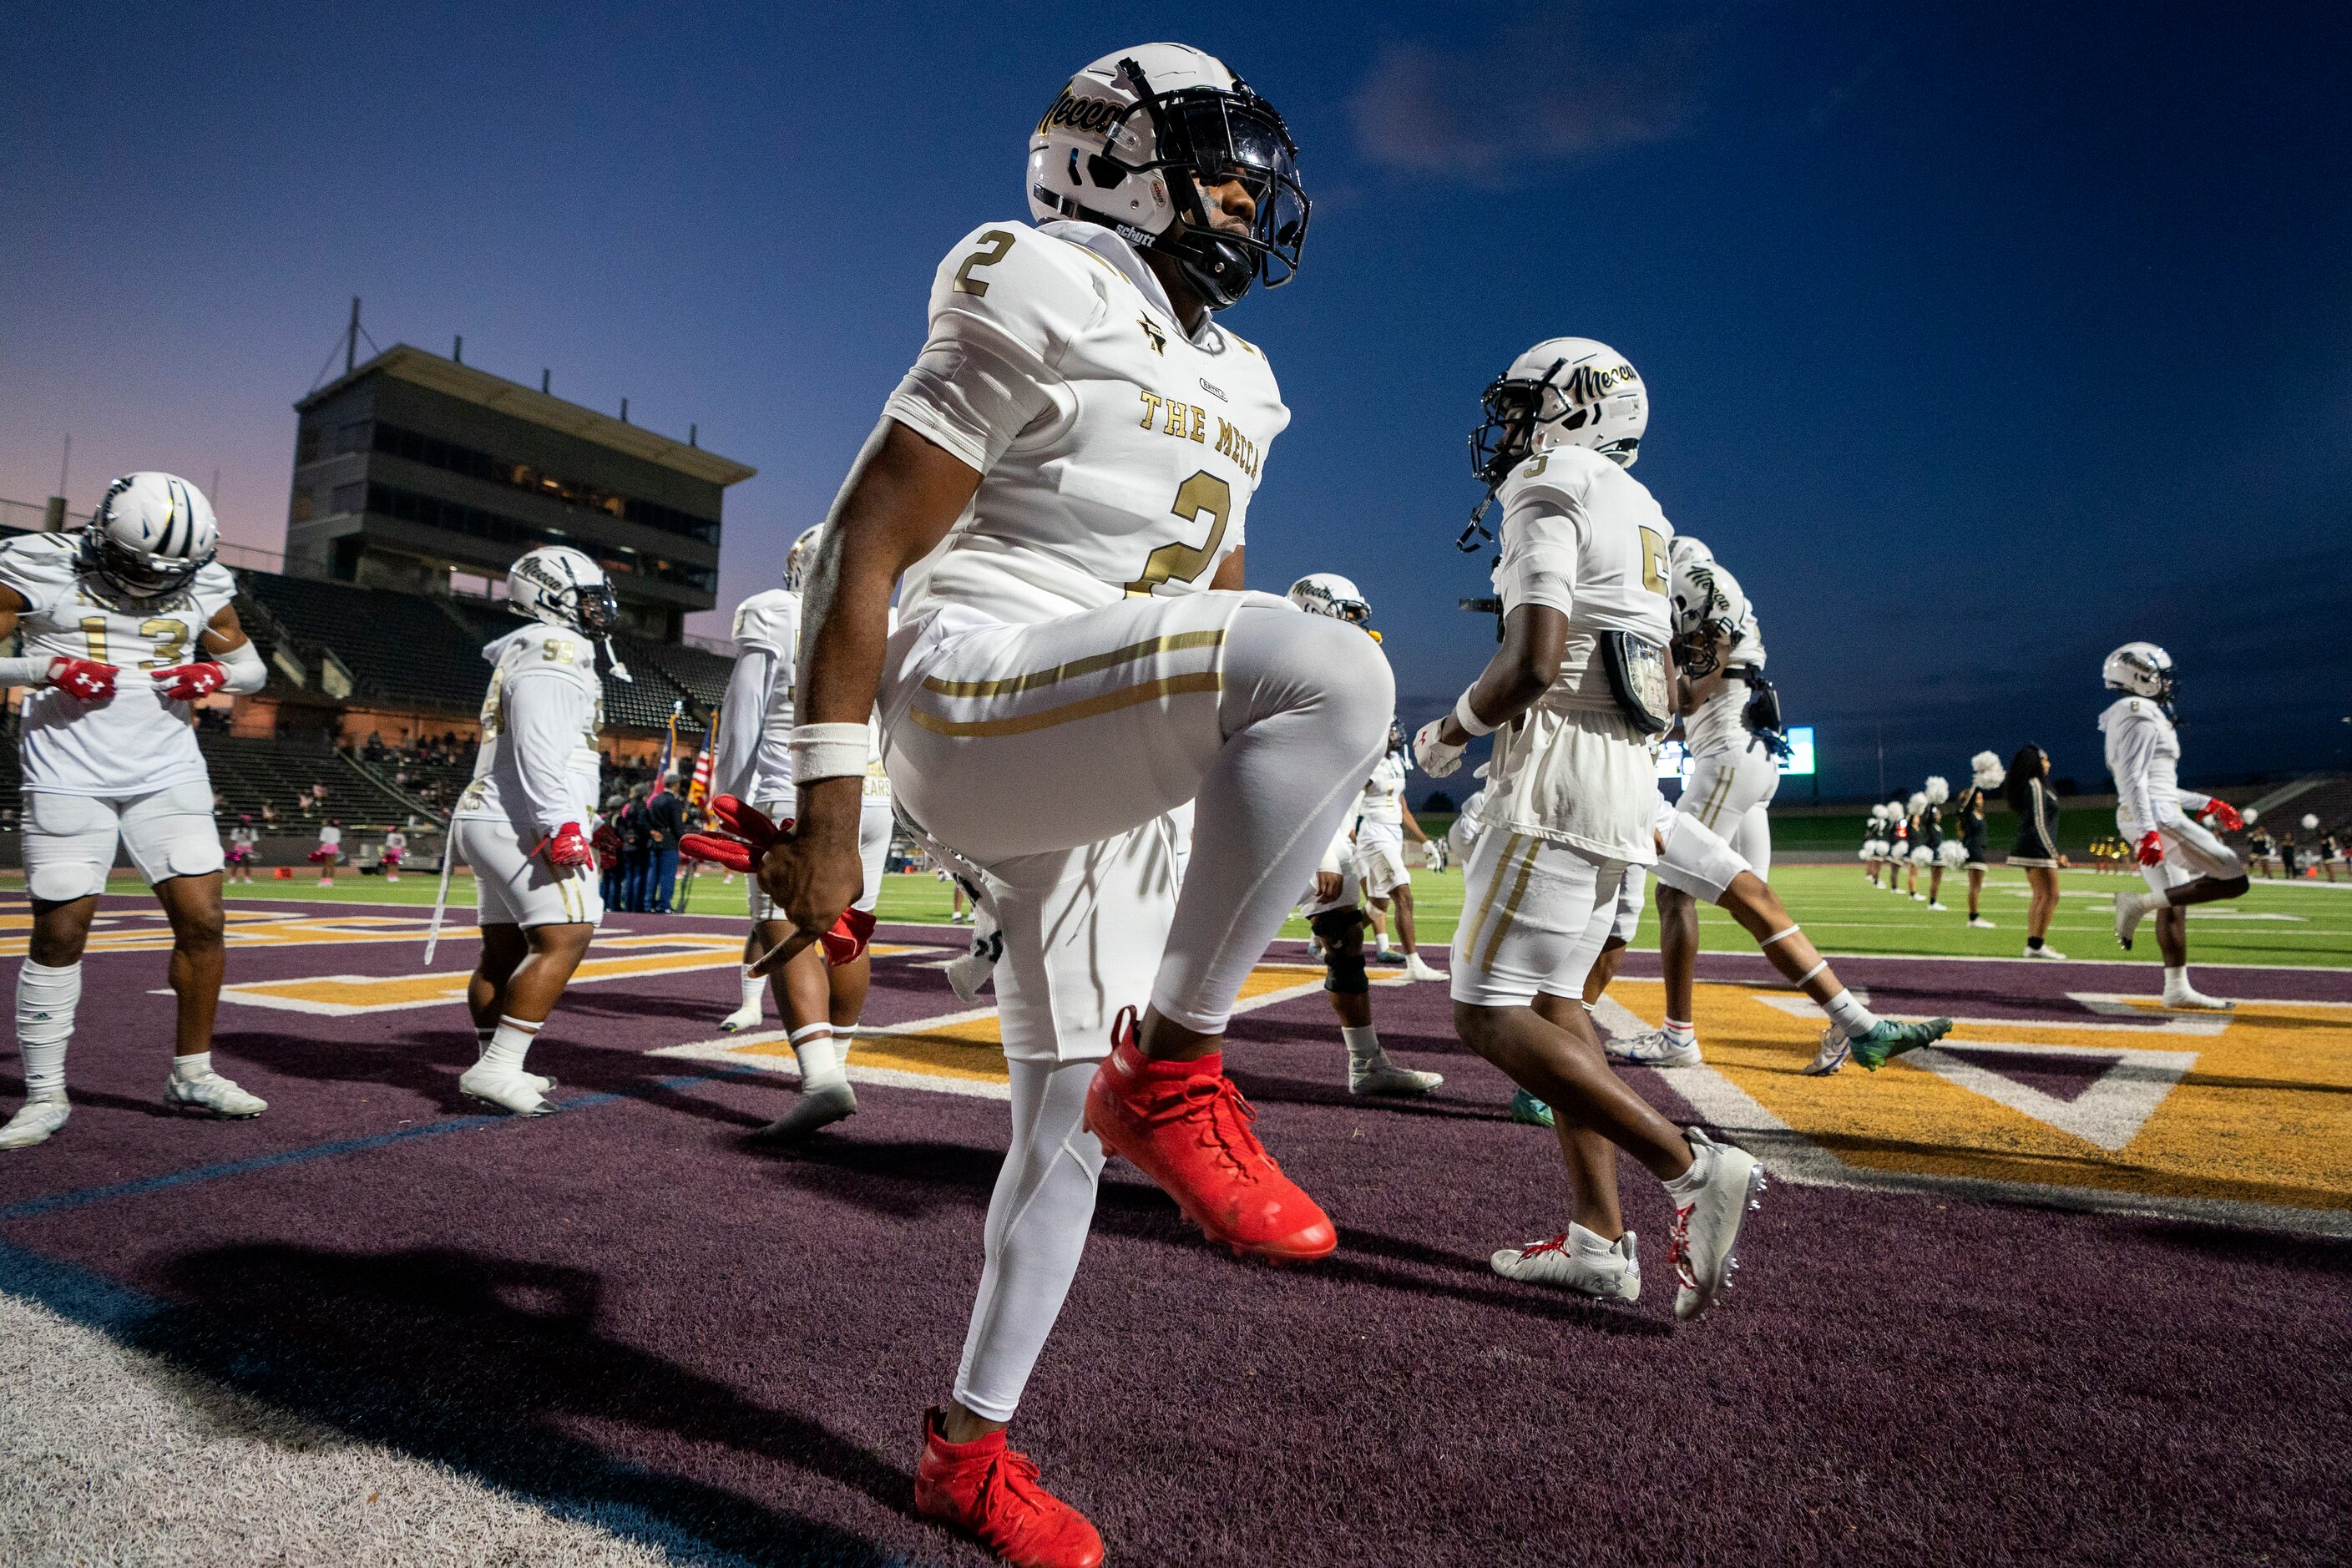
[1587,998,2352,1239]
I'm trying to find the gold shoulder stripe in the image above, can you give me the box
[912,672,1222,739]
[921,630,1224,700]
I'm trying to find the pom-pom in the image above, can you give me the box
[1971,751,2006,789]
[2304,813,2321,831]
[1925,775,1950,805]
[2242,807,2260,827]
[1908,791,1929,815]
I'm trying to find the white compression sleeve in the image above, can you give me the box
[0,656,53,686]
[215,636,267,694]
[951,1057,1105,1422]
[1148,600,1393,1034]
[16,959,80,1100]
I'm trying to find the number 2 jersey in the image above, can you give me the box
[454,625,604,840]
[0,532,236,797]
[1482,445,1675,862]
[882,217,1291,626]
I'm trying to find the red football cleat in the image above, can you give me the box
[913,1409,1104,1568]
[1083,1007,1337,1262]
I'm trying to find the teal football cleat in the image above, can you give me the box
[1846,1017,1954,1071]
[1509,1088,1556,1128]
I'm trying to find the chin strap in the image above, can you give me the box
[602,636,630,682]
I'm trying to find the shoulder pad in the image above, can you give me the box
[0,533,81,613]
[928,221,1105,362]
[731,589,797,654]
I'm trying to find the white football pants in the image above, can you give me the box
[886,589,1392,1420]
[1679,741,1778,879]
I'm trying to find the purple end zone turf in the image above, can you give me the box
[3,903,2347,1565]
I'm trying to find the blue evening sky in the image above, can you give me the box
[3,3,2346,796]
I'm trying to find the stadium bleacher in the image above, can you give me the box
[197,731,417,827]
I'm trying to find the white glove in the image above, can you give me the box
[1413,716,1466,778]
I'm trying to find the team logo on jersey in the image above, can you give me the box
[1138,316,1166,354]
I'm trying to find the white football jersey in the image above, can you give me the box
[731,588,802,801]
[1484,446,1675,862]
[2100,695,2185,829]
[0,532,236,797]
[1359,752,1409,826]
[455,625,604,838]
[883,218,1290,625]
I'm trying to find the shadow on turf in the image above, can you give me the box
[760,1132,1670,1337]
[127,1241,924,1566]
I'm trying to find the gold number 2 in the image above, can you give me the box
[1125,471,1234,596]
[953,230,1016,297]
[1638,527,1668,595]
[139,618,190,669]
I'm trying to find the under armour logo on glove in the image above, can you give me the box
[149,661,229,701]
[2135,830,2166,867]
[48,656,118,701]
[539,822,595,868]
[1413,716,1466,778]
[2202,799,2244,833]
[681,795,875,966]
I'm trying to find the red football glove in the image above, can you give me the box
[48,656,118,701]
[2201,798,2244,833]
[2135,831,2166,867]
[684,795,875,965]
[150,661,229,701]
[540,822,594,868]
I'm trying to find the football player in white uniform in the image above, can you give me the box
[0,473,271,1149]
[446,547,619,1115]
[1413,338,1763,1323]
[2100,643,2248,1009]
[701,524,896,1140]
[746,46,1383,1565]
[1286,575,1444,1097]
[1355,724,1446,979]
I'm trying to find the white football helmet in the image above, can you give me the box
[1971,751,2006,790]
[783,524,825,594]
[81,472,219,599]
[508,546,618,634]
[1028,43,1308,311]
[2102,641,2175,704]
[1471,336,1648,484]
[1668,551,1746,677]
[1286,571,1371,629]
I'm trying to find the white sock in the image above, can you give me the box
[740,974,766,1015]
[1569,1222,1622,1254]
[1663,1136,1716,1199]
[792,1024,847,1092]
[1663,1017,1696,1046]
[1341,1024,1384,1070]
[2163,966,2191,994]
[1146,600,1393,1033]
[473,1025,495,1063]
[16,959,79,1102]
[953,1057,1105,1421]
[172,1051,211,1082]
[1823,989,1879,1036]
[483,1016,540,1075]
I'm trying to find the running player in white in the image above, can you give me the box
[1356,723,1445,979]
[0,473,270,1149]
[702,523,895,1141]
[1287,574,1443,1096]
[446,547,619,1115]
[2100,642,2248,1009]
[1414,337,1763,1323]
[746,46,1382,1565]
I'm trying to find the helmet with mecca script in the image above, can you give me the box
[2102,641,2176,706]
[1029,43,1309,311]
[1668,551,1745,680]
[1287,571,1372,629]
[79,472,219,599]
[508,545,630,681]
[1469,336,1648,487]
[783,524,825,594]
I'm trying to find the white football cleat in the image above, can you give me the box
[2025,943,2068,961]
[1799,1028,1849,1077]
[0,1097,70,1151]
[165,1070,267,1119]
[2115,890,2160,950]
[1348,1059,1444,1098]
[1491,1224,1640,1303]
[1403,953,1449,983]
[1670,1128,1763,1323]
[1967,916,1996,929]
[747,1081,858,1142]
[457,1065,555,1116]
[719,1002,765,1034]
[1606,1029,1702,1069]
[2162,984,2236,1012]
[1926,901,1949,912]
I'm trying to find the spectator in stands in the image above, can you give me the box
[645,774,687,914]
[260,800,277,827]
[619,784,652,913]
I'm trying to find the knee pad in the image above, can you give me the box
[1311,910,1368,994]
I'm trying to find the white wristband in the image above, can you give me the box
[0,655,54,687]
[1452,689,1497,738]
[788,722,870,783]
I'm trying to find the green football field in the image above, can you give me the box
[23,861,2349,969]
